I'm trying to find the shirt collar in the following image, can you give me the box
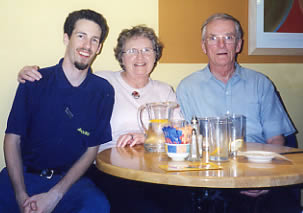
[56,58,92,88]
[200,64,213,81]
[232,63,246,81]
[204,62,245,82]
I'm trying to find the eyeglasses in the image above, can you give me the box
[122,48,155,56]
[206,35,236,45]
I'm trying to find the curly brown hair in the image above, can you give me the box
[114,25,163,70]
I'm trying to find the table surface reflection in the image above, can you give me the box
[96,143,303,188]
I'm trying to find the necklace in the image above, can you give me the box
[131,91,140,99]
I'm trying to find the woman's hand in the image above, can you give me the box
[18,65,41,83]
[116,146,144,159]
[116,133,145,148]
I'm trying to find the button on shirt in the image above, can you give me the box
[176,63,295,144]
[6,59,115,171]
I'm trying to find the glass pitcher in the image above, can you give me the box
[137,102,178,152]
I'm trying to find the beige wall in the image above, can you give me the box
[1,0,303,169]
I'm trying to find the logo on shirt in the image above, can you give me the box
[77,128,90,136]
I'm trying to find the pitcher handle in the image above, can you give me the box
[137,104,148,133]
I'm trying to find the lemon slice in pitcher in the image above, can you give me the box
[150,119,169,123]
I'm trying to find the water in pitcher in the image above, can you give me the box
[144,119,169,152]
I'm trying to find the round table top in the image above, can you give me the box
[96,143,303,188]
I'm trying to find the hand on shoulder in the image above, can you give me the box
[18,65,41,83]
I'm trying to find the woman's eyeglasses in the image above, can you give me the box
[122,48,155,56]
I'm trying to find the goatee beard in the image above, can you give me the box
[74,62,89,70]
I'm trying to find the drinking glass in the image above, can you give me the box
[209,117,229,162]
[199,117,211,152]
[227,114,245,157]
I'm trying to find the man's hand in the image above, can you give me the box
[117,133,145,147]
[22,146,99,212]
[3,134,31,213]
[16,191,32,213]
[18,65,41,83]
[240,190,269,198]
[266,135,285,146]
[23,190,62,213]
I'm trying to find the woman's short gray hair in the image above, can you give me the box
[201,13,243,41]
[114,25,163,70]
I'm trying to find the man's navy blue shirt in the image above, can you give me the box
[6,59,114,171]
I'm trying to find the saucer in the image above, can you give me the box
[242,151,275,163]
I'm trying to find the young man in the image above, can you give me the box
[0,9,114,213]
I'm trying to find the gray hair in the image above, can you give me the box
[201,13,243,41]
[114,25,163,70]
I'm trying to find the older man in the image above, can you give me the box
[177,13,300,213]
[0,9,114,213]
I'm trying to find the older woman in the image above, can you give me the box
[18,25,187,213]
[96,25,181,151]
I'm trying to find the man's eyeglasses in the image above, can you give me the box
[206,35,236,45]
[122,48,155,56]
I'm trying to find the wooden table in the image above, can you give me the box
[96,143,303,188]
